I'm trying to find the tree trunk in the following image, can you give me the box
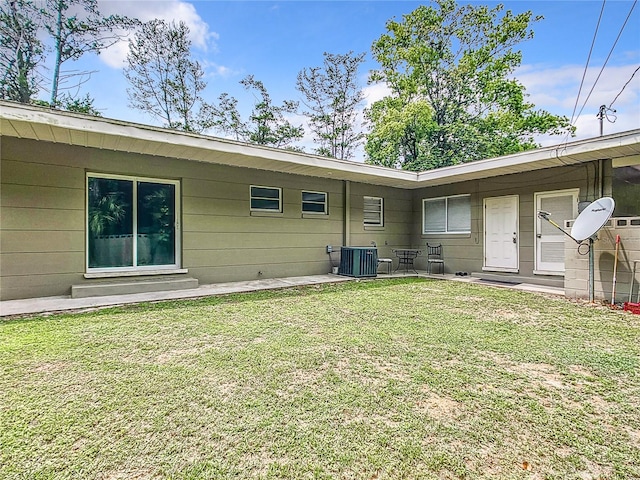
[50,1,63,106]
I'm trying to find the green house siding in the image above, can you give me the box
[2,137,412,300]
[1,106,636,302]
[411,165,591,277]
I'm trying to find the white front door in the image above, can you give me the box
[534,189,579,275]
[484,195,519,272]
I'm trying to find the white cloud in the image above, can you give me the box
[362,82,391,108]
[516,61,640,141]
[98,0,219,69]
[200,61,238,79]
[285,112,316,152]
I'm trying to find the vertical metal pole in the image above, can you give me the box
[598,159,604,198]
[597,105,606,137]
[343,180,351,247]
[589,237,595,303]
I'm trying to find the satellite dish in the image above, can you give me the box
[571,197,615,242]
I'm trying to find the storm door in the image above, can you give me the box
[534,189,578,274]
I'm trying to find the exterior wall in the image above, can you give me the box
[411,164,594,276]
[410,181,483,274]
[182,163,345,285]
[1,137,352,300]
[347,182,413,261]
[565,220,640,303]
[1,132,626,301]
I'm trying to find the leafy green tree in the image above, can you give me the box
[124,19,206,132]
[44,0,137,107]
[61,92,101,115]
[365,96,436,170]
[296,51,365,160]
[203,92,244,141]
[204,75,304,149]
[0,0,45,103]
[366,0,573,171]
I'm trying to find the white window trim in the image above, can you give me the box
[422,194,471,234]
[364,196,384,226]
[86,172,181,273]
[250,185,283,212]
[302,190,328,215]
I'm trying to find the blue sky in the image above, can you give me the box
[60,1,639,158]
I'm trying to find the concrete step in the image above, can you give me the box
[71,277,199,298]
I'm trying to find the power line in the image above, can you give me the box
[609,65,640,109]
[574,0,637,122]
[570,0,606,126]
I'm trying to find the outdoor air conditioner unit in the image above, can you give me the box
[339,247,378,278]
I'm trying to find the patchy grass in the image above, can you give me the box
[1,278,639,479]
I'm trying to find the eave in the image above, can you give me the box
[2,101,639,189]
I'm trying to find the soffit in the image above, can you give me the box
[2,102,640,189]
[415,131,640,187]
[1,103,417,188]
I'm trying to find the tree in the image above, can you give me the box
[202,92,244,141]
[44,0,136,107]
[365,96,436,170]
[204,75,304,149]
[0,0,45,103]
[366,0,573,171]
[124,19,206,132]
[62,92,101,115]
[296,51,365,160]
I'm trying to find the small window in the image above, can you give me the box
[612,164,640,217]
[302,191,327,214]
[364,196,383,226]
[423,195,470,234]
[250,185,282,212]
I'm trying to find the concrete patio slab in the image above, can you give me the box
[0,272,564,318]
[0,275,353,317]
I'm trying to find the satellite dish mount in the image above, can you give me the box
[538,197,615,302]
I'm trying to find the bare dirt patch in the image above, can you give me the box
[415,386,462,419]
[155,345,213,364]
[482,353,567,389]
[31,360,70,374]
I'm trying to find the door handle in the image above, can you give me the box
[513,234,517,244]
[536,234,542,238]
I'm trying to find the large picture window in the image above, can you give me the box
[87,174,179,271]
[423,195,471,234]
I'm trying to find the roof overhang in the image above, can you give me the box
[2,101,639,189]
[416,132,640,187]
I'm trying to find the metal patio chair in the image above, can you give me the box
[426,243,445,274]
[371,241,393,274]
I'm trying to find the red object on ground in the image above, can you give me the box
[623,302,640,314]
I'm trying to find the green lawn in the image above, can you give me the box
[1,278,639,479]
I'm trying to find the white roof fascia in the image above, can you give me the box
[415,130,640,187]
[2,101,639,189]
[0,101,418,188]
